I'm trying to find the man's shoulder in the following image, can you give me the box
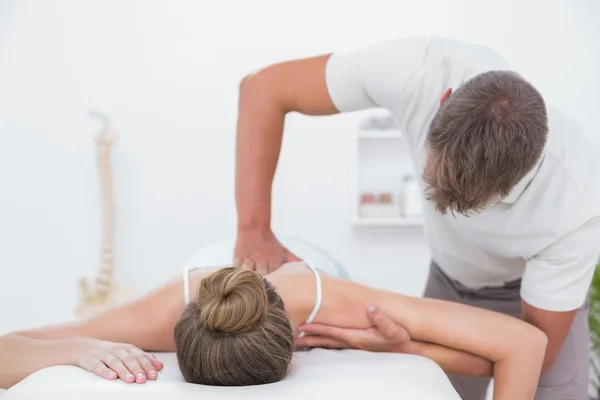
[542,107,600,214]
[430,36,510,64]
[374,35,511,71]
[340,35,511,73]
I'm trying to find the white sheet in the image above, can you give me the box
[3,349,460,399]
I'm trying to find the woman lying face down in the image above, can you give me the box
[0,258,547,400]
[172,258,547,400]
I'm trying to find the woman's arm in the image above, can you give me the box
[375,289,547,400]
[297,305,493,377]
[0,334,163,389]
[405,340,492,377]
[320,279,547,400]
[11,276,183,349]
[0,334,80,389]
[10,266,226,347]
[0,272,191,389]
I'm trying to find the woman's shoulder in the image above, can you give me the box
[269,261,313,280]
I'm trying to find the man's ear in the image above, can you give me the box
[440,88,452,104]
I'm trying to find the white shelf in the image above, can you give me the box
[358,130,402,139]
[352,217,423,227]
[353,124,419,228]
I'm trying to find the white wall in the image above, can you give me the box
[0,0,598,335]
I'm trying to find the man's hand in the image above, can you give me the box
[295,305,411,352]
[233,228,300,275]
[73,338,164,383]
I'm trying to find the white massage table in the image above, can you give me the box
[3,349,460,399]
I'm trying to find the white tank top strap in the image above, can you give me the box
[303,259,322,324]
[181,241,235,306]
[297,259,322,338]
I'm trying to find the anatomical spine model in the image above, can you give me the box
[75,112,136,320]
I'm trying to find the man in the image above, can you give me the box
[233,36,600,399]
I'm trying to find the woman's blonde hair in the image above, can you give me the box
[174,267,294,386]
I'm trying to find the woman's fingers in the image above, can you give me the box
[296,324,356,349]
[83,359,118,380]
[295,335,347,349]
[97,347,162,383]
[129,348,159,380]
[115,349,148,383]
[298,324,354,343]
[101,354,136,383]
[149,355,164,371]
[75,339,162,384]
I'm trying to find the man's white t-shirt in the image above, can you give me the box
[325,36,600,312]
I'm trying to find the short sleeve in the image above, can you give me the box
[521,217,600,312]
[324,36,511,145]
[325,37,434,114]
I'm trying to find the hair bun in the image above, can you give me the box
[195,268,270,334]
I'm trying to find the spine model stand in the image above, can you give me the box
[75,112,136,320]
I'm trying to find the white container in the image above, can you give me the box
[403,176,423,217]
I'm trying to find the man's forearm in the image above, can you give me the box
[406,341,493,377]
[0,333,79,389]
[235,71,287,230]
[521,300,577,373]
[235,55,337,231]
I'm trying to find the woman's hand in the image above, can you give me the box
[295,305,411,352]
[73,338,164,383]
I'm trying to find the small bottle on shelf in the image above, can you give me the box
[402,176,423,218]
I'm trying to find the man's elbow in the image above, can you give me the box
[239,66,283,106]
[239,72,253,93]
[239,68,271,96]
